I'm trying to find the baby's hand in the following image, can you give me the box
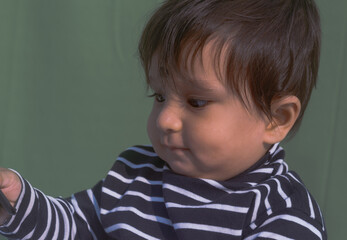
[0,168,22,224]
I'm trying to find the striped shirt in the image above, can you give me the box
[0,144,327,239]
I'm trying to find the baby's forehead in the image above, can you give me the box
[148,41,228,84]
[148,60,228,97]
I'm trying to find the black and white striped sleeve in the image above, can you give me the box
[0,173,108,240]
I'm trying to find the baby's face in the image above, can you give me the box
[147,47,271,181]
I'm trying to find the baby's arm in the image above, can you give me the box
[0,168,108,239]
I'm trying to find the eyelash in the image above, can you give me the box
[148,93,209,109]
[148,93,166,102]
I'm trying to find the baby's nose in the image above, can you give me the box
[156,104,183,133]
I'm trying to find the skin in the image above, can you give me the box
[147,46,275,181]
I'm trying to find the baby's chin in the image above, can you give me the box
[164,159,227,181]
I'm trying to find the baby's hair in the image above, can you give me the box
[139,0,321,135]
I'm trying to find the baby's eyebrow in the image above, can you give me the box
[147,69,219,94]
[185,77,218,93]
[194,83,216,92]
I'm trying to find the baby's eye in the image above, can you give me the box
[187,99,208,108]
[148,93,166,103]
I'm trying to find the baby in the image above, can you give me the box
[0,0,327,239]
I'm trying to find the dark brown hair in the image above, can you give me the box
[138,0,321,135]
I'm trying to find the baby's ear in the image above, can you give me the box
[263,95,301,144]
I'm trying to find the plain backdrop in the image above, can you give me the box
[0,0,346,239]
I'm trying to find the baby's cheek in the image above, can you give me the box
[186,126,220,152]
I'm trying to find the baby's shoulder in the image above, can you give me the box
[249,170,325,229]
[241,171,326,238]
[254,170,318,214]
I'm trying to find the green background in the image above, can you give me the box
[0,0,346,239]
